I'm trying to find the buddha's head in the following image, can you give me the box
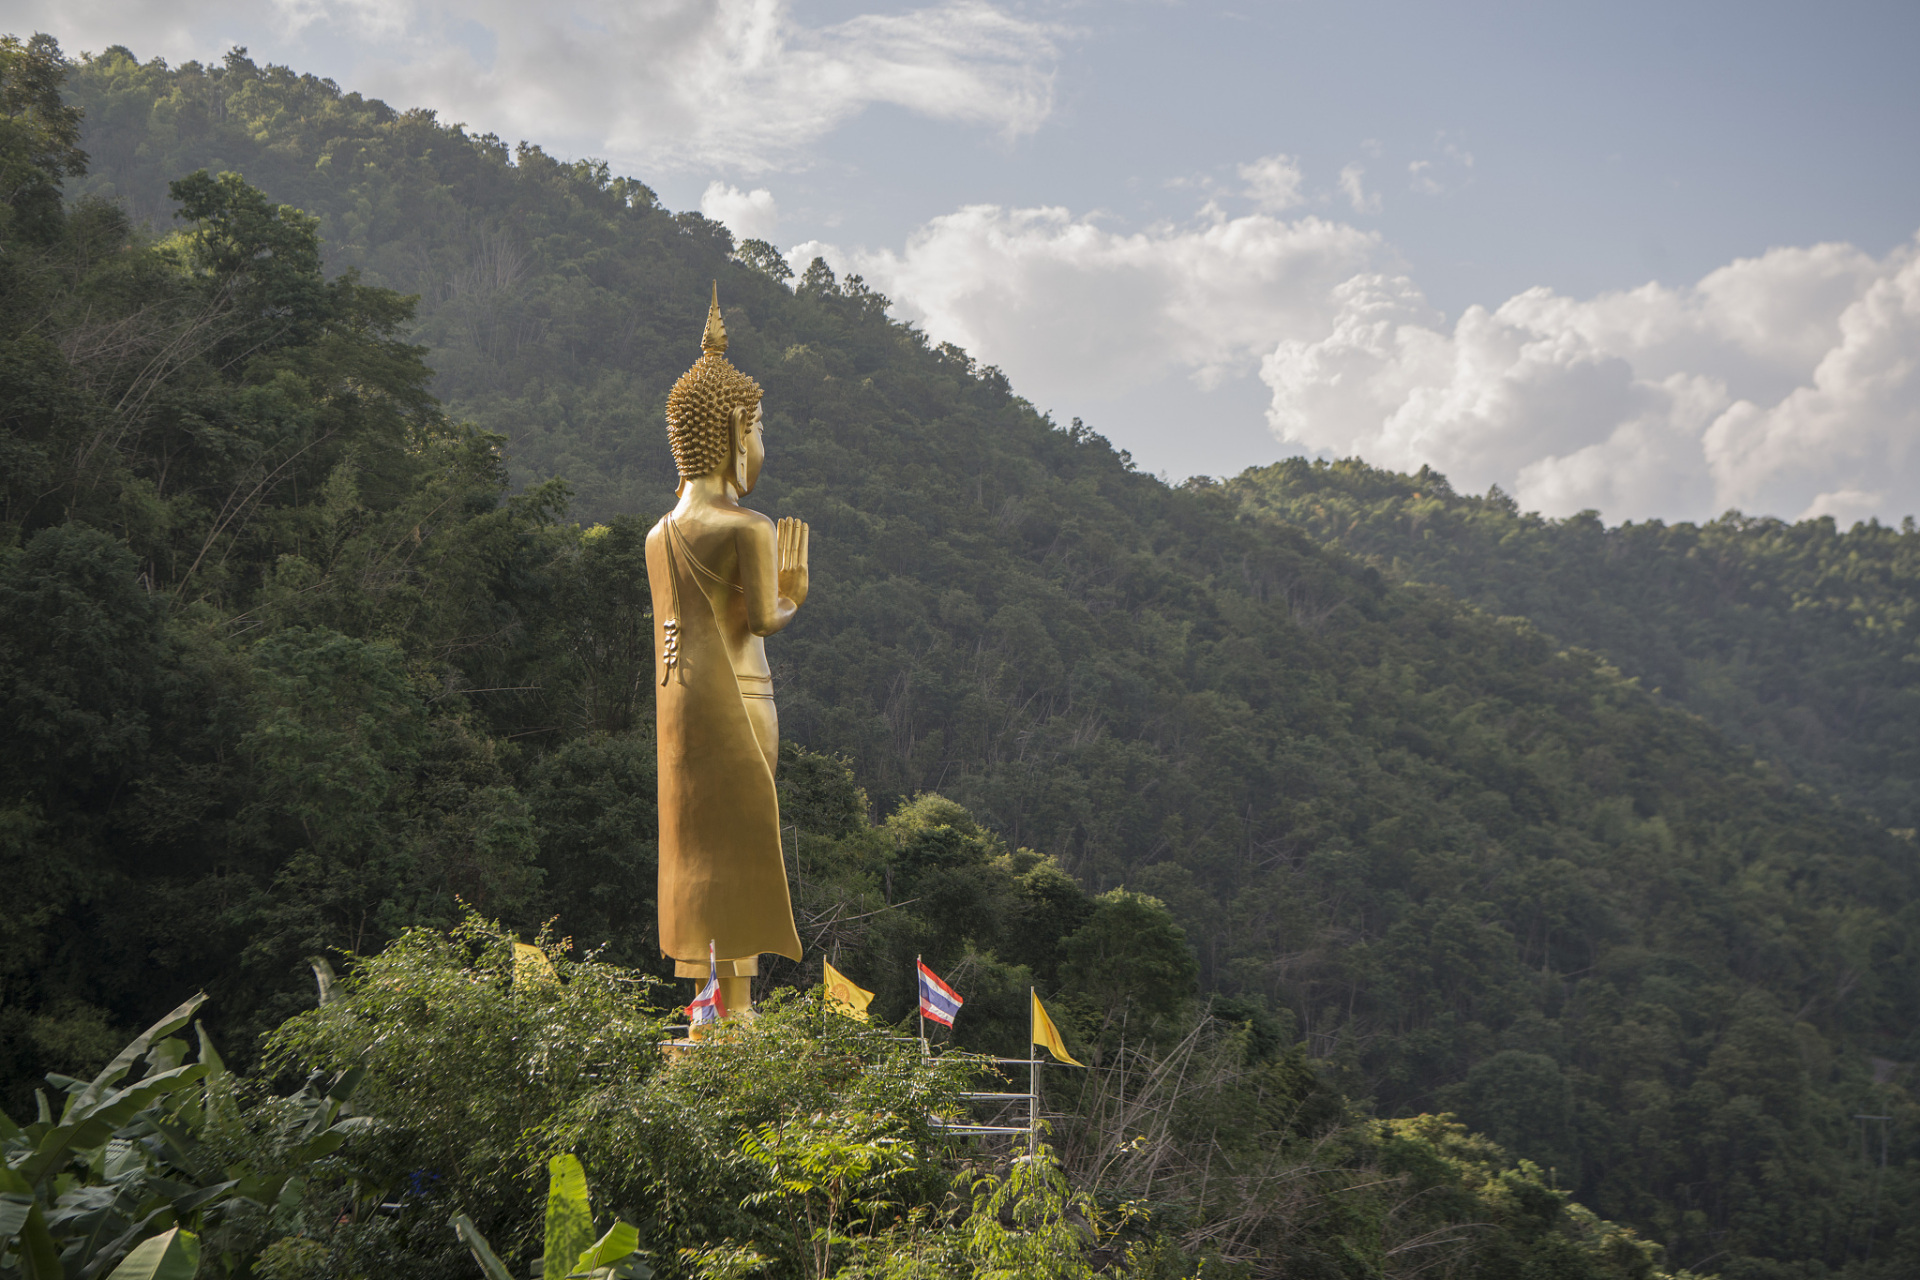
[667,284,765,495]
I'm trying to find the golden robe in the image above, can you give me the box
[648,516,803,966]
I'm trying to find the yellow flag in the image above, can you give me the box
[823,960,875,1021]
[1031,992,1083,1066]
[514,942,556,987]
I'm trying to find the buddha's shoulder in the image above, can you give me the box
[714,505,776,535]
[654,504,772,537]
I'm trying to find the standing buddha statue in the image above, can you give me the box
[647,285,808,1016]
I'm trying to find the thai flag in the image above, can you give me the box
[917,959,963,1028]
[687,942,727,1027]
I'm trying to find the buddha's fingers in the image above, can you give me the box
[800,521,809,570]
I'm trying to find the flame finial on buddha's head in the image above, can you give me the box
[701,281,728,355]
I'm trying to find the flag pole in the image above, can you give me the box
[917,954,927,1050]
[1028,986,1039,1158]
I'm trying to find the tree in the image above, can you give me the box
[1441,1050,1580,1186]
[734,239,793,283]
[0,33,85,237]
[1060,891,1197,1028]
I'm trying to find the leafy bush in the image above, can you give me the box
[264,915,982,1279]
[0,994,366,1278]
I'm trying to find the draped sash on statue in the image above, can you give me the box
[648,515,803,964]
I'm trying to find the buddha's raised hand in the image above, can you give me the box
[777,516,810,608]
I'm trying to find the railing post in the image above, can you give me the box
[1028,986,1039,1158]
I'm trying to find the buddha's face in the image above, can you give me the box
[732,402,766,495]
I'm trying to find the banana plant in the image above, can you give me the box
[452,1154,649,1280]
[100,1229,199,1280]
[0,995,373,1279]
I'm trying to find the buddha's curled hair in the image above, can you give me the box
[667,287,763,481]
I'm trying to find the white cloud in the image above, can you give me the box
[1262,235,1920,522]
[375,0,1059,171]
[804,165,1916,522]
[1800,488,1887,526]
[1338,163,1380,215]
[1238,154,1305,212]
[1408,135,1473,196]
[836,204,1378,403]
[28,0,1058,172]
[700,181,779,240]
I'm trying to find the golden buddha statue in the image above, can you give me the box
[647,285,808,1016]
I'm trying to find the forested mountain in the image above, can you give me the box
[2,37,1916,1277]
[1232,459,1920,834]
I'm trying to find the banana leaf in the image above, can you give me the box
[452,1212,517,1280]
[543,1154,596,1280]
[570,1221,648,1278]
[103,1227,200,1280]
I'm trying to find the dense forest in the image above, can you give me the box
[2,34,1916,1279]
[1231,459,1920,835]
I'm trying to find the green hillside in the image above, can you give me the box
[1,37,1915,1276]
[1232,458,1920,833]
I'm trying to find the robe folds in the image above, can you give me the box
[647,517,804,966]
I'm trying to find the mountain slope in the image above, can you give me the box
[1232,457,1920,831]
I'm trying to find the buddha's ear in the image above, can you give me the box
[725,405,749,493]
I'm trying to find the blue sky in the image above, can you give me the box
[776,0,1919,309]
[20,0,1920,523]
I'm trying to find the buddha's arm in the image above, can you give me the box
[742,515,808,636]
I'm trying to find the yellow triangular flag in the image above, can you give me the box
[823,959,875,1021]
[514,942,556,987]
[1032,991,1083,1066]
